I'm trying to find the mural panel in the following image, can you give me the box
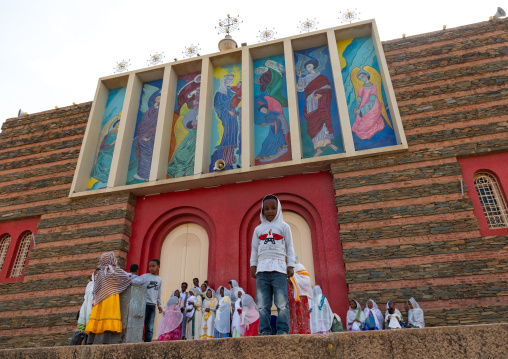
[337,36,397,151]
[294,45,344,158]
[167,72,201,178]
[253,54,291,165]
[209,63,242,172]
[88,87,126,190]
[126,79,163,185]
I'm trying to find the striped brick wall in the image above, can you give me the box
[333,19,508,326]
[0,104,135,349]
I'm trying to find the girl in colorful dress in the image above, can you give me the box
[199,288,217,339]
[241,294,260,336]
[287,256,312,334]
[347,300,366,331]
[363,299,384,330]
[157,296,183,341]
[214,286,232,338]
[231,287,245,337]
[309,285,334,334]
[407,298,425,328]
[85,252,132,344]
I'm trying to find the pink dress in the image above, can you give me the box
[351,84,385,140]
[157,326,182,341]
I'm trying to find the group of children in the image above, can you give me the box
[69,194,425,345]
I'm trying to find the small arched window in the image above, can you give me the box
[0,235,11,272]
[10,232,32,278]
[474,172,508,229]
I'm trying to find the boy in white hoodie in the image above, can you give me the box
[250,194,296,335]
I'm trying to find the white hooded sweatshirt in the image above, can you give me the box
[250,195,297,272]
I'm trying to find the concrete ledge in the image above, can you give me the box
[1,323,506,358]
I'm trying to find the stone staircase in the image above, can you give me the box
[0,323,506,358]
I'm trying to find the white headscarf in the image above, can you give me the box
[363,299,384,330]
[241,294,260,330]
[232,287,246,335]
[214,289,232,334]
[347,300,366,331]
[408,297,425,328]
[309,286,334,334]
[260,194,282,224]
[290,256,313,301]
[229,280,239,303]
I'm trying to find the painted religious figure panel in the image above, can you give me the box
[126,79,163,185]
[88,87,126,190]
[253,54,291,165]
[167,72,201,178]
[209,63,242,172]
[337,36,397,151]
[294,45,344,159]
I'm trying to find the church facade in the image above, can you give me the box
[0,18,507,348]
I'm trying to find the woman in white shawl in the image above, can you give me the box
[157,296,183,341]
[385,301,403,329]
[309,286,334,334]
[407,298,425,328]
[347,300,366,331]
[231,287,245,337]
[70,268,99,345]
[241,294,260,336]
[229,280,239,313]
[214,286,232,338]
[363,299,384,330]
[199,288,217,339]
[288,256,313,334]
[186,287,203,340]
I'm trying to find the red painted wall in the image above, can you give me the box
[128,171,349,320]
[458,152,508,237]
[0,217,38,282]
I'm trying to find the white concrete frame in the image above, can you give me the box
[70,19,407,198]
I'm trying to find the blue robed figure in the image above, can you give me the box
[213,74,240,168]
[255,103,289,162]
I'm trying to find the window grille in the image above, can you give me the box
[0,235,11,272]
[10,232,32,278]
[474,172,508,229]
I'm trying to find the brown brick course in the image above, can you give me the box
[340,217,480,242]
[0,149,80,172]
[24,256,126,277]
[0,293,84,313]
[35,223,132,244]
[29,239,130,260]
[0,276,89,295]
[343,235,508,262]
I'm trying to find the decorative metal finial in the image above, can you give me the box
[147,52,165,66]
[183,44,201,58]
[298,18,318,33]
[114,59,130,73]
[216,14,242,35]
[339,9,360,24]
[257,28,276,42]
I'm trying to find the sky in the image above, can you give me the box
[0,0,504,128]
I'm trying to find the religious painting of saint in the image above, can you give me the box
[253,54,291,165]
[126,79,163,185]
[209,64,242,172]
[294,46,344,158]
[337,36,397,151]
[167,72,201,178]
[87,87,126,190]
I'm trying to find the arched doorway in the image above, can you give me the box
[153,223,209,339]
[283,211,316,286]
